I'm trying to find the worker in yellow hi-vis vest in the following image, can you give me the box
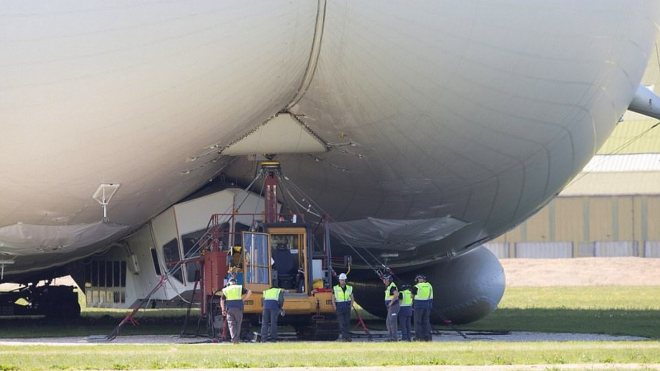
[382,274,399,342]
[398,284,413,341]
[221,278,252,344]
[260,286,284,342]
[331,273,354,342]
[412,274,433,341]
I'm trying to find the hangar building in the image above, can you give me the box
[486,57,660,259]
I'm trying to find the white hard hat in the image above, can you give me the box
[338,273,348,280]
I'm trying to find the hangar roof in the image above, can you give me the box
[561,170,660,196]
[598,119,660,154]
[561,116,660,196]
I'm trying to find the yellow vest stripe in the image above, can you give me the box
[414,282,433,300]
[384,282,398,300]
[333,285,353,302]
[401,290,413,306]
[222,285,243,300]
[263,288,281,300]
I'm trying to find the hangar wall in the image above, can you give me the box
[486,35,660,259]
[486,195,660,258]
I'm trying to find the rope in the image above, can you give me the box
[566,121,660,188]
[105,174,265,341]
[274,166,471,340]
[275,169,389,278]
[164,171,265,285]
[105,274,168,341]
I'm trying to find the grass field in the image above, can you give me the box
[466,286,660,339]
[0,286,659,370]
[1,342,660,370]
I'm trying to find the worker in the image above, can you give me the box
[331,272,354,342]
[221,278,252,344]
[382,274,399,341]
[411,273,433,341]
[398,284,413,341]
[260,286,284,343]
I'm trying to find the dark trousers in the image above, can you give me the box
[336,307,351,340]
[398,313,412,341]
[261,308,279,342]
[414,306,431,341]
[386,302,400,340]
[226,307,244,343]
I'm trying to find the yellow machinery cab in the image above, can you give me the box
[204,162,338,341]
[238,222,338,340]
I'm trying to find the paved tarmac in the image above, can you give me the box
[0,330,646,345]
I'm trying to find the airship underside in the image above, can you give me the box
[1,0,659,324]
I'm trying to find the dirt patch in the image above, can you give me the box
[501,257,660,286]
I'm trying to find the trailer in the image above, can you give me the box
[0,283,80,318]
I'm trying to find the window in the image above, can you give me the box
[243,232,270,285]
[234,222,250,247]
[151,248,162,276]
[84,260,127,305]
[181,229,207,282]
[162,238,183,283]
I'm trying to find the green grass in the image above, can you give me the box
[461,286,660,339]
[466,307,659,338]
[1,286,660,370]
[499,286,660,309]
[0,310,197,338]
[0,342,659,369]
[2,287,660,339]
